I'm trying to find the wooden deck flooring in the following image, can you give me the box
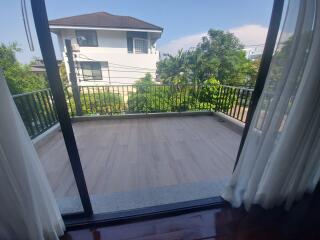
[36,115,241,199]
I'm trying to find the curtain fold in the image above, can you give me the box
[0,71,65,240]
[223,0,320,210]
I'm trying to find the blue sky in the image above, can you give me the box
[1,0,273,63]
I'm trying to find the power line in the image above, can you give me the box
[107,65,155,72]
[79,81,141,85]
[75,54,156,71]
[108,62,156,71]
[73,61,154,74]
[100,69,154,74]
[79,74,143,80]
[21,0,34,51]
[73,63,153,74]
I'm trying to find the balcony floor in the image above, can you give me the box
[36,115,241,213]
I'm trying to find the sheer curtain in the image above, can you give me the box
[0,71,65,239]
[223,0,320,210]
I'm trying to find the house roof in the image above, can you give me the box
[49,12,163,31]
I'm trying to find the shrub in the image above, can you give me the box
[65,87,123,115]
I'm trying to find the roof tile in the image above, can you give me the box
[49,12,163,31]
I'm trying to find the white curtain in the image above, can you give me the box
[0,72,65,239]
[223,0,320,210]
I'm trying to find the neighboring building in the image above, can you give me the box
[49,12,163,85]
[243,45,264,60]
[30,59,62,75]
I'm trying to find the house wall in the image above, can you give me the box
[243,46,264,60]
[56,29,160,86]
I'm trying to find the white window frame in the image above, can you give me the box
[75,30,98,47]
[133,37,149,54]
[80,62,103,81]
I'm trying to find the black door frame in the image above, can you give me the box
[234,0,285,170]
[30,0,92,218]
[30,0,284,229]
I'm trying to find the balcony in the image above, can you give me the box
[13,84,252,214]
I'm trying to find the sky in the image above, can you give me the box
[1,0,274,63]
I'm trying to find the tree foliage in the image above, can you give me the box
[59,61,68,84]
[157,29,259,86]
[127,73,234,113]
[0,42,48,94]
[128,73,171,112]
[66,90,123,115]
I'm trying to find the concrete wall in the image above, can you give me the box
[55,29,160,86]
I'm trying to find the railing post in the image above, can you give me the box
[65,39,82,116]
[216,85,222,112]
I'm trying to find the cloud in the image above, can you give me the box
[229,24,268,46]
[159,24,268,55]
[159,32,207,55]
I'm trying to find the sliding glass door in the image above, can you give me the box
[23,0,285,223]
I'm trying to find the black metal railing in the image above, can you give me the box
[13,89,58,139]
[65,84,216,116]
[64,84,253,122]
[217,85,253,122]
[13,84,253,139]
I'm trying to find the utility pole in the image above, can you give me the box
[65,39,82,116]
[106,61,111,85]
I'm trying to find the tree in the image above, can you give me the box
[128,73,171,112]
[127,73,234,113]
[59,62,68,84]
[268,37,293,88]
[198,77,221,109]
[245,58,261,87]
[0,42,48,94]
[134,72,154,86]
[157,50,191,84]
[157,29,259,86]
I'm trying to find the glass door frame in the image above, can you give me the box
[30,0,284,230]
[30,0,92,219]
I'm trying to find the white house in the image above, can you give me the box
[49,12,163,85]
[243,45,264,60]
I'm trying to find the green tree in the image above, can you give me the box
[59,62,68,84]
[198,77,221,110]
[244,58,261,87]
[157,29,258,86]
[128,73,171,112]
[268,37,294,88]
[134,72,153,91]
[127,73,234,113]
[157,50,191,84]
[0,42,48,94]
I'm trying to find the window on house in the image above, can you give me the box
[80,62,102,80]
[134,38,148,54]
[127,37,133,53]
[127,31,148,53]
[76,30,98,47]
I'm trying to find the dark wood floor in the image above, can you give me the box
[60,189,320,240]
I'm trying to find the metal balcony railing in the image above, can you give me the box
[13,84,253,139]
[13,89,58,139]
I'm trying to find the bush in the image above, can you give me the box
[65,74,236,116]
[127,74,235,113]
[197,77,220,111]
[65,88,123,115]
[127,85,171,113]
